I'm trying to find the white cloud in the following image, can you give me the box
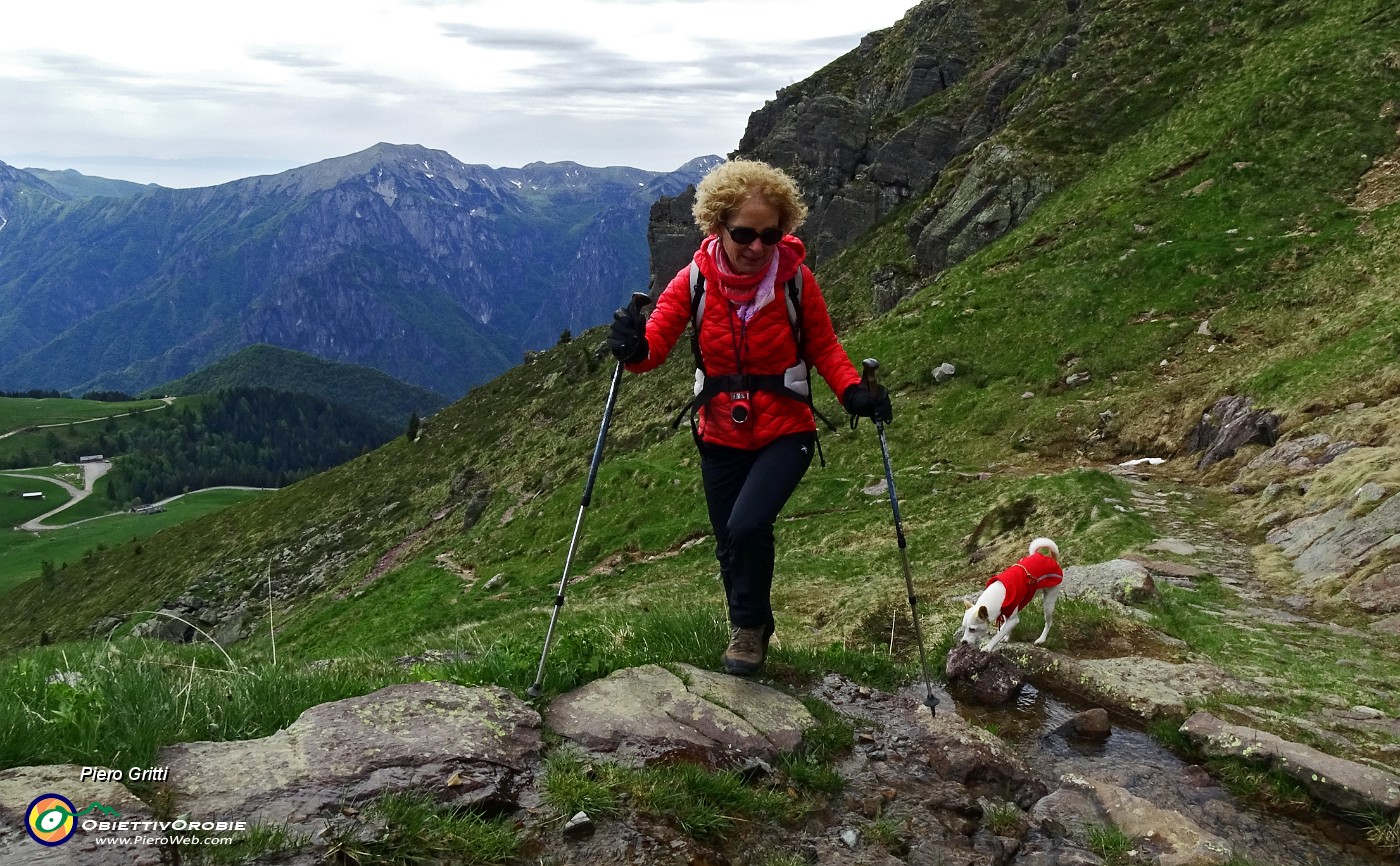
[0,0,918,187]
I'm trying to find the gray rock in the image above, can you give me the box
[1271,493,1400,589]
[944,642,1026,704]
[1144,538,1197,556]
[910,143,1053,275]
[1188,395,1281,469]
[547,663,816,769]
[932,362,957,384]
[562,810,594,839]
[1048,775,1233,865]
[158,682,541,835]
[1066,371,1092,389]
[1180,711,1400,816]
[0,765,161,865]
[1345,563,1400,613]
[1062,559,1158,605]
[1006,647,1251,723]
[1245,433,1332,472]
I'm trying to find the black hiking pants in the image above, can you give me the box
[698,432,816,634]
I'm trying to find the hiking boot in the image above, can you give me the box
[723,626,767,676]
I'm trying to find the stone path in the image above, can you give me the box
[1113,466,1400,776]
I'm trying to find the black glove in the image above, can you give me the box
[843,383,893,423]
[606,296,648,363]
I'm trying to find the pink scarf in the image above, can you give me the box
[703,235,779,323]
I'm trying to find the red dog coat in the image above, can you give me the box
[986,552,1063,624]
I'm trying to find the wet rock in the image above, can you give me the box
[158,682,540,836]
[0,765,161,865]
[944,642,1026,704]
[1005,647,1253,723]
[1036,775,1233,865]
[1180,711,1400,816]
[547,663,816,768]
[1065,708,1111,741]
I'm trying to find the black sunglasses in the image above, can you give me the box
[724,224,784,246]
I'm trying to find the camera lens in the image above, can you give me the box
[730,402,749,424]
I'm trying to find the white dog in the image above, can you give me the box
[960,537,1064,652]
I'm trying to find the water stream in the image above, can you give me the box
[950,684,1390,866]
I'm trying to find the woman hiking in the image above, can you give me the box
[606,159,891,676]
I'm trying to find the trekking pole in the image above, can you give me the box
[527,291,652,699]
[860,358,939,717]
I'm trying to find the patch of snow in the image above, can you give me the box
[1119,457,1166,466]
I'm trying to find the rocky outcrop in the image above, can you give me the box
[652,0,1085,296]
[1187,395,1281,469]
[1180,712,1400,817]
[1267,487,1400,594]
[908,142,1054,274]
[158,682,541,834]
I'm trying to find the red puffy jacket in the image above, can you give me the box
[627,235,861,450]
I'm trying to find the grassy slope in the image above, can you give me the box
[0,396,170,431]
[0,0,1396,679]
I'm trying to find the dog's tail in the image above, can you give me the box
[1028,537,1059,559]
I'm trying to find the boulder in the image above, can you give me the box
[1179,712,1400,817]
[157,682,541,835]
[1063,559,1158,605]
[546,663,816,768]
[944,642,1026,704]
[1187,396,1281,469]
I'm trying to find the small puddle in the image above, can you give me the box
[951,684,1389,866]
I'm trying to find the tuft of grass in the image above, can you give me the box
[775,697,853,795]
[861,816,908,855]
[1364,811,1400,851]
[1084,822,1138,865]
[539,750,805,844]
[983,800,1023,836]
[179,821,311,865]
[321,791,520,866]
[1207,758,1313,812]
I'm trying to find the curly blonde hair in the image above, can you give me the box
[691,159,809,235]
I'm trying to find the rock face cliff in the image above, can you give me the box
[0,146,719,397]
[650,0,1081,298]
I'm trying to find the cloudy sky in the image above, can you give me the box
[2,0,917,188]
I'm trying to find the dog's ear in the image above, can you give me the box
[976,605,989,622]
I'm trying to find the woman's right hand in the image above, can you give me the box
[606,295,649,363]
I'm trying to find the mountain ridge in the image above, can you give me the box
[0,146,720,397]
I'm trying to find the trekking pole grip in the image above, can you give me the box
[861,357,880,392]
